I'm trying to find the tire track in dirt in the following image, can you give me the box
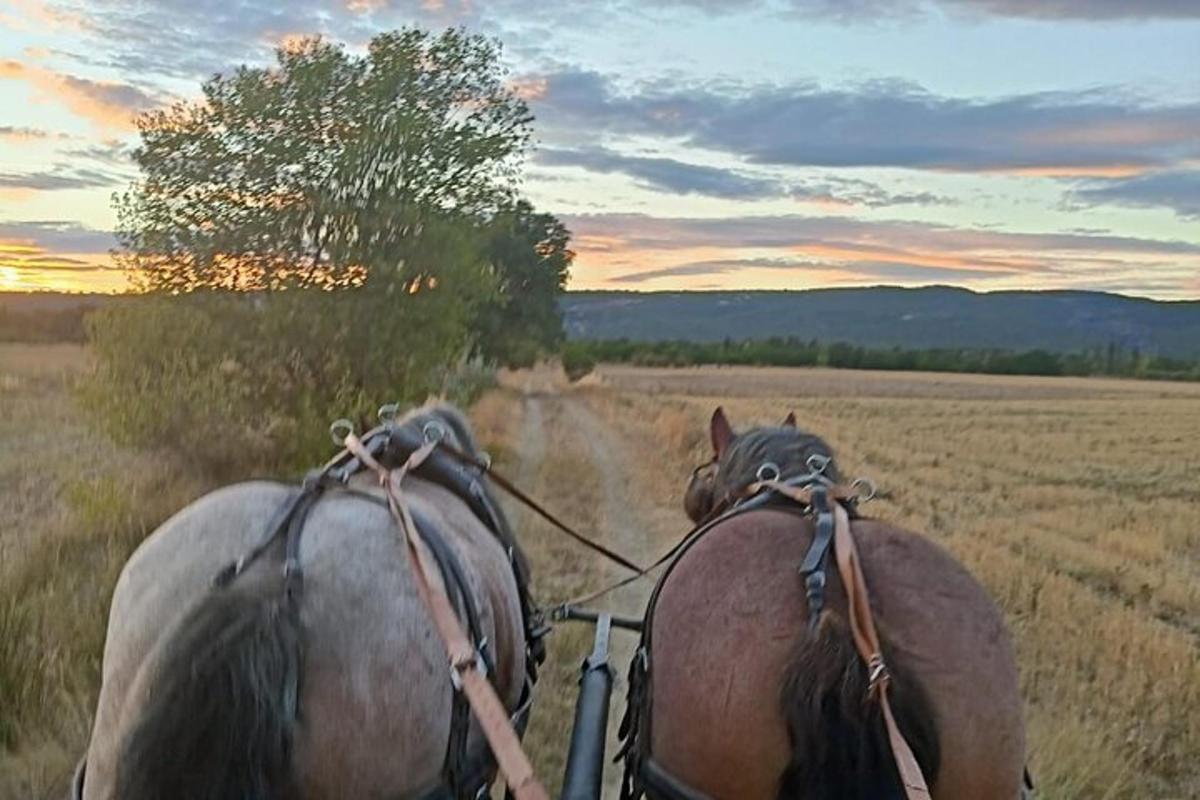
[497,376,684,795]
[557,395,664,797]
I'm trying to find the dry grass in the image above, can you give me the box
[0,345,210,798]
[589,364,1200,799]
[3,348,1197,799]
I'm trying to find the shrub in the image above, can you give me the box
[562,345,596,382]
[80,286,476,477]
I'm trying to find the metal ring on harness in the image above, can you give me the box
[755,462,781,482]
[806,453,831,474]
[329,418,355,446]
[378,402,401,422]
[851,477,877,503]
[423,419,447,444]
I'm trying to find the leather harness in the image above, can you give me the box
[618,467,934,800]
[73,416,547,800]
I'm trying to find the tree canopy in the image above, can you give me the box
[472,200,573,368]
[90,27,571,472]
[117,28,534,294]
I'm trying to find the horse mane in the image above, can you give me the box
[712,426,841,505]
[419,402,482,456]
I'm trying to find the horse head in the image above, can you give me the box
[683,406,841,522]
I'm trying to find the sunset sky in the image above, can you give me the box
[0,1,1198,297]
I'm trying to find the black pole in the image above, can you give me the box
[554,604,643,633]
[560,614,615,800]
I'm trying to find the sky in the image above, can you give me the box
[0,1,1198,297]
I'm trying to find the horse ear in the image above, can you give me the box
[783,411,797,428]
[711,406,733,458]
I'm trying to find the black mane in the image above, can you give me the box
[713,426,841,505]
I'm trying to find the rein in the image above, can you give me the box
[434,439,645,574]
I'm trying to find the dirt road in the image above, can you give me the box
[494,374,688,795]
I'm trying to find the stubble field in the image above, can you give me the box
[1,347,1197,799]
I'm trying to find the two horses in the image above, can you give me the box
[77,402,1026,799]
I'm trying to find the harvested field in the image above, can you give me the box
[2,349,1196,798]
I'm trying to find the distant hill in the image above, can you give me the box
[562,287,1200,359]
[6,287,1200,359]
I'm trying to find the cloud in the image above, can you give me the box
[0,166,124,191]
[789,178,953,208]
[0,220,117,254]
[1072,170,1200,219]
[0,220,122,290]
[935,0,1200,20]
[62,139,135,167]
[566,212,1200,255]
[611,256,1022,284]
[536,146,784,200]
[561,213,1200,294]
[635,0,1200,20]
[535,145,958,206]
[0,125,70,141]
[526,70,1200,177]
[0,60,159,131]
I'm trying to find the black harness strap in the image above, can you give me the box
[798,484,835,632]
[619,472,857,800]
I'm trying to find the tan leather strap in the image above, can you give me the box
[748,479,861,506]
[343,434,549,800]
[832,502,932,800]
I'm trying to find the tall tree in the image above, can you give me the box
[472,201,573,368]
[116,28,532,294]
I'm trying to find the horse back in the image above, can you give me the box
[645,508,1025,800]
[85,477,524,800]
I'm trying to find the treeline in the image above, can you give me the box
[564,338,1200,381]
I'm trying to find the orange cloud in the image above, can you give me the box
[1029,118,1200,149]
[509,76,548,102]
[1,0,89,32]
[0,60,157,131]
[561,213,1200,297]
[989,164,1150,178]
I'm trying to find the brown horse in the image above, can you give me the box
[621,408,1026,800]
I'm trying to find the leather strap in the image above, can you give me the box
[798,485,834,632]
[437,440,645,574]
[342,434,549,800]
[831,502,932,800]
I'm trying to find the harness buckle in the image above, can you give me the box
[449,649,488,691]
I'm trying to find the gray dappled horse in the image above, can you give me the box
[620,408,1027,800]
[76,404,536,800]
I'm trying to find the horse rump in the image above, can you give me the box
[114,573,302,800]
[777,612,940,800]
